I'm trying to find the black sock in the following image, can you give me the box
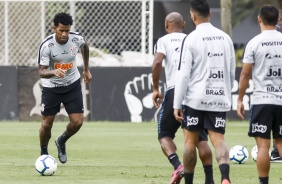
[219,163,230,182]
[184,172,194,184]
[259,177,268,184]
[168,153,181,170]
[203,165,214,184]
[40,145,48,155]
[58,132,70,145]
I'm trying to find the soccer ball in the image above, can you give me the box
[251,145,258,162]
[229,145,249,164]
[35,155,57,176]
[251,145,271,162]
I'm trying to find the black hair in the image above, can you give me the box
[190,0,210,18]
[259,5,279,26]
[53,12,73,26]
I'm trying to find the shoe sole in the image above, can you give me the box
[55,138,67,164]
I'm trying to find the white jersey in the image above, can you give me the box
[243,30,282,105]
[154,32,187,90]
[174,23,235,111]
[37,32,85,88]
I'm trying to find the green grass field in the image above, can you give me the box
[0,121,281,184]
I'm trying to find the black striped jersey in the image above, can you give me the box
[243,30,282,105]
[37,32,85,88]
[174,23,236,112]
[154,32,187,90]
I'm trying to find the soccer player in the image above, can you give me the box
[237,5,282,184]
[173,1,235,184]
[152,12,214,184]
[269,21,282,163]
[37,12,92,164]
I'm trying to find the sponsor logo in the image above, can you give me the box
[208,70,224,79]
[201,101,229,107]
[171,39,182,42]
[280,125,282,135]
[52,54,59,57]
[187,116,199,126]
[41,103,45,112]
[266,85,282,92]
[202,36,224,41]
[207,52,223,57]
[72,37,79,42]
[215,117,225,128]
[206,89,225,95]
[266,66,282,77]
[48,43,54,48]
[62,50,68,54]
[54,61,74,70]
[265,53,282,59]
[252,123,267,133]
[261,41,282,47]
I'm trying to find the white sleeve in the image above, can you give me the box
[242,40,255,64]
[38,44,50,66]
[230,39,236,89]
[173,37,192,109]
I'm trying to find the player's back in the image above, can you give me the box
[155,32,187,90]
[179,22,235,111]
[243,30,282,105]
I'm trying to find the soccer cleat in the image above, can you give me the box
[270,155,282,163]
[222,179,231,184]
[55,137,67,164]
[169,164,184,184]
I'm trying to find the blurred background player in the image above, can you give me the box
[269,21,282,163]
[37,12,92,163]
[152,12,214,184]
[173,1,235,184]
[237,5,282,184]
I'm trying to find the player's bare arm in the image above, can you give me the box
[152,52,165,108]
[81,42,92,84]
[237,63,252,119]
[38,65,66,78]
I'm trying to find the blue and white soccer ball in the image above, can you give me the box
[229,145,249,164]
[35,155,57,176]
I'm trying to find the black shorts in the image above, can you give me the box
[182,105,226,135]
[41,79,84,116]
[158,89,208,141]
[249,104,282,139]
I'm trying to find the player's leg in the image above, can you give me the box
[39,115,55,155]
[197,132,214,184]
[205,111,230,184]
[158,89,183,184]
[40,87,61,155]
[271,105,282,162]
[182,106,204,184]
[255,137,271,183]
[249,105,273,184]
[56,79,84,163]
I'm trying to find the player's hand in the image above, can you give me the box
[237,100,245,119]
[152,90,163,108]
[54,68,67,78]
[174,109,184,123]
[83,69,92,84]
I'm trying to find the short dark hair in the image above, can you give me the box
[190,0,210,17]
[53,12,73,26]
[259,5,279,26]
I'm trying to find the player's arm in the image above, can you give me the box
[237,63,252,119]
[38,65,66,78]
[152,52,165,108]
[80,42,92,83]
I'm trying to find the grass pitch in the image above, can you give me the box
[0,121,281,184]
